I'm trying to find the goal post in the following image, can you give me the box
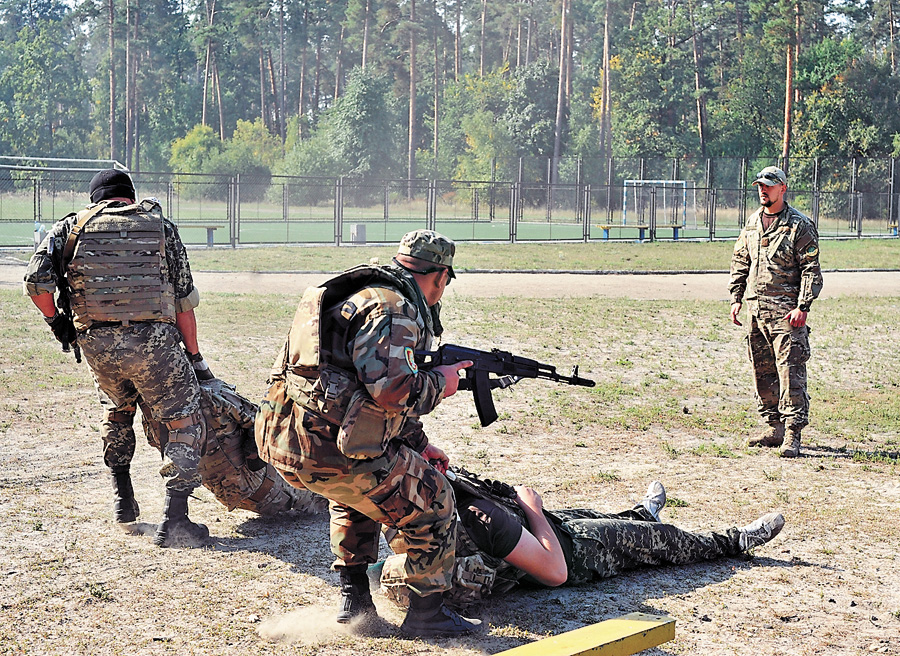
[622,179,697,227]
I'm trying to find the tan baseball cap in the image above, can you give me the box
[752,166,787,187]
[397,230,456,278]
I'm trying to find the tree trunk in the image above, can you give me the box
[552,0,569,178]
[362,0,371,69]
[108,0,117,162]
[279,0,286,142]
[689,2,708,156]
[201,0,215,128]
[259,47,268,130]
[455,0,461,80]
[268,49,281,132]
[313,35,322,117]
[408,0,417,193]
[479,0,486,76]
[890,0,897,74]
[598,0,611,161]
[335,25,344,100]
[125,0,131,169]
[213,57,225,140]
[433,4,440,171]
[782,42,793,171]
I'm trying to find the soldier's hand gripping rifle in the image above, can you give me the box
[416,343,595,427]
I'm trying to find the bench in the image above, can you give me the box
[185,224,224,247]
[596,224,649,241]
[657,223,683,240]
[495,612,675,656]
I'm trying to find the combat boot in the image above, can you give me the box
[779,427,802,458]
[748,423,784,448]
[153,491,209,548]
[400,592,482,637]
[336,565,377,624]
[738,512,785,551]
[110,467,140,523]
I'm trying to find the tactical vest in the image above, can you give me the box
[66,199,176,330]
[271,264,438,424]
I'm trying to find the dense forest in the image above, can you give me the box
[2,0,900,183]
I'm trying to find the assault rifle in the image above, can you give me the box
[52,240,82,364]
[416,343,595,427]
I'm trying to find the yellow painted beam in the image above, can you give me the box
[495,612,675,656]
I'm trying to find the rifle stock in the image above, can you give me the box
[417,343,595,427]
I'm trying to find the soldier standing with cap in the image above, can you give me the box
[23,169,215,546]
[256,229,480,636]
[729,166,823,458]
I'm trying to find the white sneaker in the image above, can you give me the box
[738,512,785,551]
[641,481,666,521]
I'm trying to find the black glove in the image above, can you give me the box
[185,349,215,381]
[46,313,77,347]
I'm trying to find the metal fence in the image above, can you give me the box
[2,160,899,249]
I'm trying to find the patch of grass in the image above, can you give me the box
[689,443,740,458]
[177,239,900,273]
[851,450,900,465]
[85,582,113,602]
[591,471,621,483]
[666,497,689,508]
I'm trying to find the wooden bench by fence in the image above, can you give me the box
[596,224,649,241]
[184,224,224,247]
[495,612,675,656]
[657,224,683,240]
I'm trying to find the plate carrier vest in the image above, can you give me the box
[65,199,176,330]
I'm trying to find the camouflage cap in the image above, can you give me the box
[397,230,456,278]
[752,166,787,187]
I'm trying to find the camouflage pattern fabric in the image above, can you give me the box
[381,504,743,608]
[729,202,822,429]
[256,268,455,596]
[66,201,176,330]
[728,203,823,320]
[747,315,811,429]
[24,200,200,314]
[142,379,327,515]
[552,507,741,584]
[79,322,202,494]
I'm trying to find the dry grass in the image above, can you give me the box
[1,286,899,655]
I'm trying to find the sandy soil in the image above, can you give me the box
[1,260,898,656]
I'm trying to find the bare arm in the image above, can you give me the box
[31,292,57,319]
[175,309,200,354]
[501,486,568,587]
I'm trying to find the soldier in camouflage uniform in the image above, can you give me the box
[729,166,823,458]
[379,472,786,608]
[24,169,214,547]
[141,378,327,517]
[255,230,481,637]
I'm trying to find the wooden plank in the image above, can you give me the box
[495,612,675,656]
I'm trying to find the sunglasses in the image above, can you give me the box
[392,258,452,284]
[756,172,783,184]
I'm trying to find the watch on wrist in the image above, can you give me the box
[44,312,60,325]
[798,304,810,312]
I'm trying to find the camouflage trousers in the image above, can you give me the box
[747,314,811,430]
[274,410,456,596]
[556,506,742,584]
[78,322,202,494]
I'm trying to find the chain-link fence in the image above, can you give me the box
[3,158,899,249]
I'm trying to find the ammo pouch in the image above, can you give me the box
[336,389,404,459]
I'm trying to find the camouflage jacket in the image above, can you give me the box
[23,199,199,313]
[728,202,823,319]
[267,264,446,463]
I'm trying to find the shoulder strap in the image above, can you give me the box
[62,201,111,264]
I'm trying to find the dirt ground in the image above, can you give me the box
[1,261,899,656]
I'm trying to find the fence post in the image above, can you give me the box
[606,157,614,224]
[490,159,496,220]
[649,185,657,242]
[33,177,41,224]
[812,157,820,227]
[334,177,343,246]
[738,157,747,228]
[850,157,858,231]
[583,184,591,243]
[510,183,519,243]
[890,158,896,230]
[708,187,716,241]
